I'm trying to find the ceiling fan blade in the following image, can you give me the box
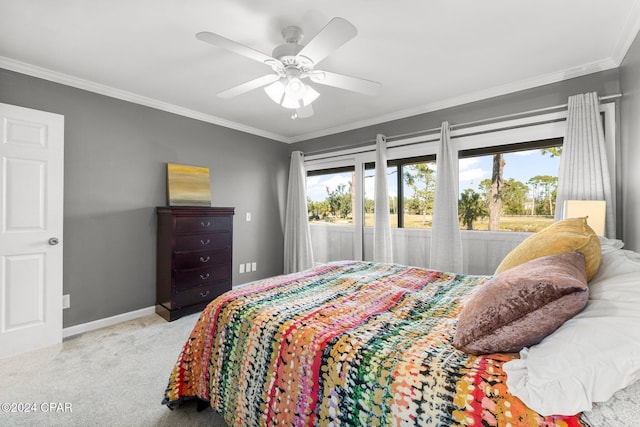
[295,104,314,119]
[310,71,381,96]
[217,74,280,98]
[196,31,276,65]
[296,17,357,65]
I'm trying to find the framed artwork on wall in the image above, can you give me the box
[166,163,211,207]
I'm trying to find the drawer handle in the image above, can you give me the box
[200,239,210,246]
[200,256,210,263]
[200,290,210,298]
[200,273,210,280]
[201,221,211,228]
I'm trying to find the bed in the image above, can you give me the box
[163,219,640,427]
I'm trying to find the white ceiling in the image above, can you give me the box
[1,0,639,143]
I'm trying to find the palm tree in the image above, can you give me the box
[489,153,505,230]
[459,189,488,230]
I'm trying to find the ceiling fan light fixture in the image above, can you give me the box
[301,85,320,107]
[265,78,319,110]
[281,96,301,109]
[284,77,306,101]
[264,80,286,105]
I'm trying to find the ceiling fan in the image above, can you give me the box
[196,17,381,119]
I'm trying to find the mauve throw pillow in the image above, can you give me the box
[453,252,589,355]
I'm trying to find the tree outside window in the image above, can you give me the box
[307,168,355,225]
[363,158,436,228]
[458,138,562,232]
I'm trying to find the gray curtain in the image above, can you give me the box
[283,151,314,273]
[373,134,393,263]
[555,92,615,237]
[430,121,462,272]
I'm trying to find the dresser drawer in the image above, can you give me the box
[175,216,232,234]
[174,282,230,308]
[174,264,230,291]
[174,247,231,270]
[175,232,231,251]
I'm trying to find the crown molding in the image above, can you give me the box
[612,0,640,64]
[286,58,619,143]
[0,56,289,143]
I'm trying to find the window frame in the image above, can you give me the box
[364,155,437,228]
[306,166,356,225]
[458,137,563,230]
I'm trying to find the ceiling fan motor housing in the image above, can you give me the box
[271,26,314,75]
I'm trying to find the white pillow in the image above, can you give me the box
[503,245,640,416]
[598,235,624,253]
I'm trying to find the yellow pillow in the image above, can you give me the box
[495,217,601,280]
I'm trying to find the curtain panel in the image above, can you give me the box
[373,134,393,263]
[555,92,615,238]
[283,151,314,273]
[430,121,463,272]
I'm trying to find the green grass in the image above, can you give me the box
[312,214,553,233]
[470,216,553,232]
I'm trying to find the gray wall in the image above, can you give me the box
[0,68,290,327]
[620,32,640,252]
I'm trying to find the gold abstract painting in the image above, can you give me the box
[167,163,211,206]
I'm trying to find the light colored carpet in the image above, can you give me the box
[0,313,227,426]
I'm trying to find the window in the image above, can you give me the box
[458,138,562,232]
[306,167,355,225]
[303,103,614,270]
[363,156,436,228]
[363,165,398,227]
[308,139,561,233]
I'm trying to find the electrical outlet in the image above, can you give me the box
[246,212,252,222]
[251,262,257,271]
[62,294,70,309]
[239,263,245,274]
[245,262,252,272]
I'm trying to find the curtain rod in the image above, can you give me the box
[303,93,621,157]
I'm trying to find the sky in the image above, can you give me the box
[458,149,560,194]
[306,149,560,201]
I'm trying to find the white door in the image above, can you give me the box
[0,103,64,359]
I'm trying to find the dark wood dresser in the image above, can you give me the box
[156,206,234,321]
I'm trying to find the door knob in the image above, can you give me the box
[48,237,60,245]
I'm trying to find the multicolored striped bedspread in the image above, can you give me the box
[163,261,586,426]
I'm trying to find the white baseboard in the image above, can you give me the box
[63,306,156,338]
